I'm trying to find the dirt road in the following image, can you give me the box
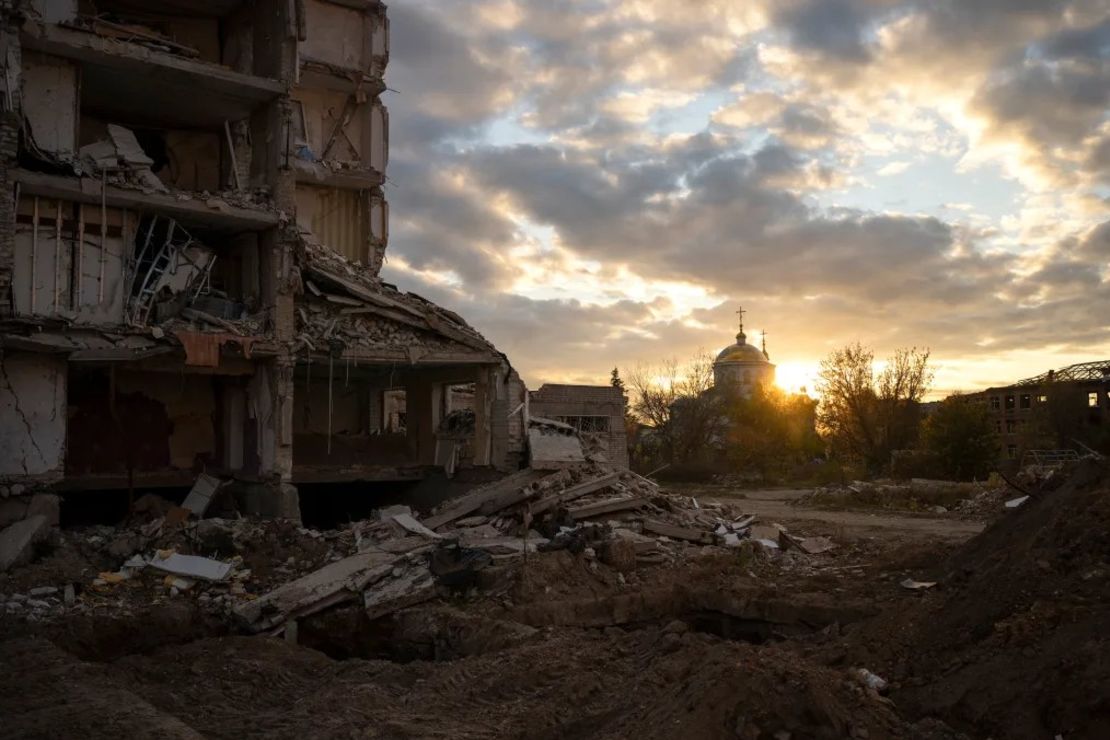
[681,485,985,541]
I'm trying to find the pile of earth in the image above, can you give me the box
[1,623,964,739]
[828,459,1110,739]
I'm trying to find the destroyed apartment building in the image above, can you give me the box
[0,0,533,519]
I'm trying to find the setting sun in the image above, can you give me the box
[774,362,819,397]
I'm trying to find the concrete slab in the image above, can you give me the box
[528,428,585,470]
[0,515,49,572]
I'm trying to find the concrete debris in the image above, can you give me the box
[147,552,233,582]
[0,493,61,529]
[851,668,890,693]
[78,124,167,193]
[391,513,443,539]
[376,504,414,521]
[528,417,587,470]
[808,478,998,513]
[0,515,50,573]
[297,236,502,358]
[181,473,223,518]
[800,536,837,555]
[363,564,436,620]
[234,541,426,632]
[1005,495,1030,509]
[642,520,716,545]
[900,578,938,591]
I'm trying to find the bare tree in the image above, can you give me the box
[627,351,721,465]
[817,343,932,472]
[877,346,934,453]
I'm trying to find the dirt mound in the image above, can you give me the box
[836,459,1110,739]
[3,627,960,739]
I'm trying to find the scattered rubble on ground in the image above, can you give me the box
[4,460,1108,738]
[803,477,1011,516]
[825,459,1110,740]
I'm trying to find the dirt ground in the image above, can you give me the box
[685,485,987,542]
[3,463,1107,739]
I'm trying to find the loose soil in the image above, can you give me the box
[3,464,1107,738]
[822,459,1110,739]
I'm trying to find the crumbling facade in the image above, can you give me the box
[528,384,629,468]
[0,0,523,515]
[968,360,1110,464]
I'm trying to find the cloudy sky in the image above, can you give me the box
[379,0,1110,396]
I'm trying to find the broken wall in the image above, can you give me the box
[21,51,78,157]
[78,116,224,192]
[295,185,368,264]
[65,368,216,476]
[12,197,129,324]
[293,375,368,435]
[301,0,376,72]
[528,384,630,468]
[492,370,527,471]
[290,372,413,470]
[0,351,66,483]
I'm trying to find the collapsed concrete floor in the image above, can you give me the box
[2,462,1109,740]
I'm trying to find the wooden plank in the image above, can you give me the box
[568,496,646,520]
[529,472,622,515]
[642,519,714,545]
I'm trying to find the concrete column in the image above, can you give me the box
[0,110,20,318]
[245,357,299,521]
[472,367,493,467]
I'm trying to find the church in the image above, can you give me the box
[713,308,775,398]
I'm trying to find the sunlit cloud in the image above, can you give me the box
[380,0,1110,390]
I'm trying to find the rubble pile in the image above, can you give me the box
[224,463,806,637]
[2,462,842,637]
[292,234,502,358]
[804,478,1001,514]
[0,515,341,624]
[837,459,1110,739]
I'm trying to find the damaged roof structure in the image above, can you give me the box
[0,0,529,517]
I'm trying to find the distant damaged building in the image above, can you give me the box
[968,360,1110,465]
[0,0,526,516]
[528,384,629,468]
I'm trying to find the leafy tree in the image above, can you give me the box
[610,367,626,394]
[919,394,996,480]
[817,343,933,473]
[724,384,821,479]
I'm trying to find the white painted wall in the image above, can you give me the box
[0,353,66,480]
[13,198,129,325]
